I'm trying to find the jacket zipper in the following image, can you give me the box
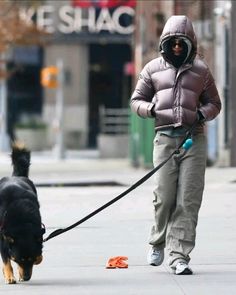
[173,70,179,125]
[173,64,192,126]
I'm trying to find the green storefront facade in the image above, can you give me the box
[129,112,155,168]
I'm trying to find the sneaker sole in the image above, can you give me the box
[175,268,193,275]
[148,258,164,267]
[149,262,161,266]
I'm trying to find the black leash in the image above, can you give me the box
[43,120,198,243]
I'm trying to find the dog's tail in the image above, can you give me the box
[11,142,31,177]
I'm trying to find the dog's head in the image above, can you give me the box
[3,226,45,281]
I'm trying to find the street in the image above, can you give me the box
[0,153,236,294]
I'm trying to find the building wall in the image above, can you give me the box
[213,1,230,165]
[43,44,89,148]
[39,0,134,150]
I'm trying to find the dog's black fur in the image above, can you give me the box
[0,143,44,284]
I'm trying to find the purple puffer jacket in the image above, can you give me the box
[130,15,221,133]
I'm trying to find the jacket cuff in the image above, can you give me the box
[198,109,206,121]
[147,103,155,117]
[197,110,205,122]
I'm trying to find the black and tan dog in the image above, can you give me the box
[0,143,44,284]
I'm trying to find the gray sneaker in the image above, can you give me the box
[147,247,164,266]
[175,262,193,275]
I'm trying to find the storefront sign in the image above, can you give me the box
[72,0,136,8]
[21,5,135,35]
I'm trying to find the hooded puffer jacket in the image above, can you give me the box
[130,15,221,132]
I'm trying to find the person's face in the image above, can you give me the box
[171,38,184,56]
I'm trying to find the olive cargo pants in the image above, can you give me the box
[149,132,207,267]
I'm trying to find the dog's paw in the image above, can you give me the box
[5,277,16,284]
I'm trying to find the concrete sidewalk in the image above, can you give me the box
[0,150,236,294]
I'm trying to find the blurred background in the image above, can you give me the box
[0,0,235,168]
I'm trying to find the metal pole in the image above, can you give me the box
[230,1,236,166]
[54,59,65,159]
[0,52,9,152]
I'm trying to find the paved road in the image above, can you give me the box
[0,152,236,294]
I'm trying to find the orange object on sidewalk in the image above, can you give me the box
[106,256,128,269]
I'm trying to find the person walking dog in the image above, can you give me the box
[130,15,221,275]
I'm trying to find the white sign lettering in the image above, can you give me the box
[74,8,97,33]
[21,5,135,35]
[37,5,55,33]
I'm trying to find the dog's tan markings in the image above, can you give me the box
[18,265,32,282]
[3,235,14,244]
[18,265,24,282]
[12,141,27,150]
[3,260,16,284]
[34,255,43,265]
